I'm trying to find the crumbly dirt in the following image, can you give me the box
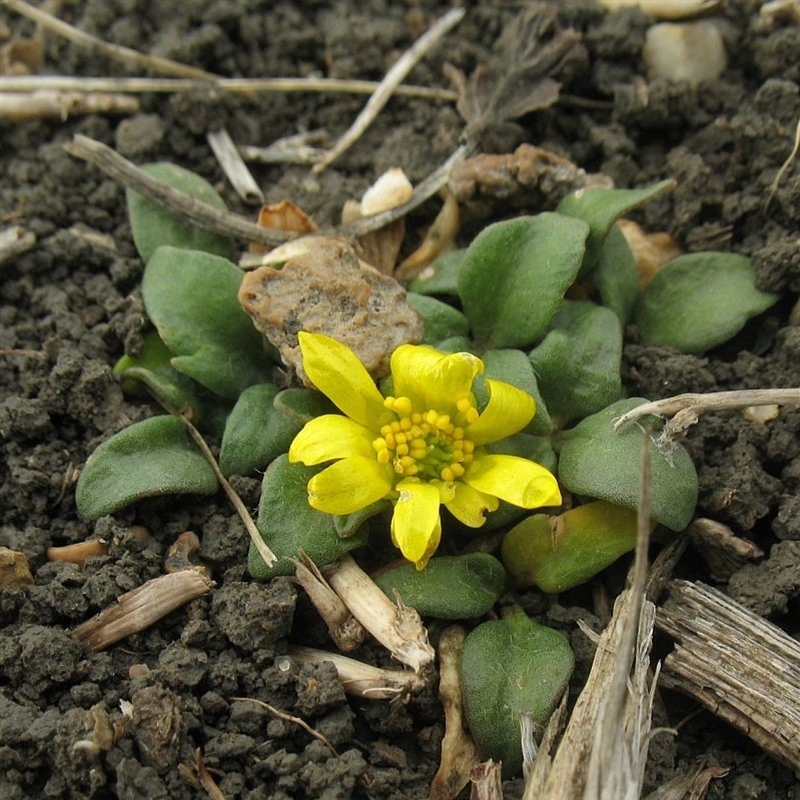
[1,2,799,799]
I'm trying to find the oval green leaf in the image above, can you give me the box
[458,214,589,350]
[502,502,639,593]
[557,397,698,531]
[556,179,675,270]
[634,252,778,353]
[595,224,639,324]
[480,348,552,436]
[142,247,274,399]
[461,607,574,777]
[247,455,370,580]
[406,292,470,344]
[528,300,622,428]
[75,415,218,520]
[126,162,234,262]
[408,249,465,297]
[374,553,507,619]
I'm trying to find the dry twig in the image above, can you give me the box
[0,90,139,121]
[229,696,339,757]
[288,646,428,700]
[324,554,434,673]
[613,388,800,452]
[1,74,457,101]
[525,433,665,799]
[312,7,465,173]
[657,580,800,776]
[73,569,214,651]
[206,127,264,205]
[63,134,291,247]
[2,0,218,79]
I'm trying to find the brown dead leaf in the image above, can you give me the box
[249,199,317,253]
[445,5,584,151]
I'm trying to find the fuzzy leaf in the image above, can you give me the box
[502,502,639,593]
[220,385,334,477]
[142,247,274,399]
[127,162,234,262]
[595,224,639,324]
[408,249,465,297]
[556,179,675,270]
[75,415,218,520]
[458,214,589,350]
[529,300,622,428]
[557,397,698,531]
[374,553,507,619]
[461,607,574,777]
[407,292,470,344]
[247,455,370,580]
[634,252,778,353]
[479,348,552,435]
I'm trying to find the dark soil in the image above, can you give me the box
[1,2,799,799]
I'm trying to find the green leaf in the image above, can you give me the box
[595,224,639,324]
[556,179,675,270]
[529,301,622,428]
[273,388,336,423]
[408,249,465,296]
[480,348,552,435]
[75,415,218,520]
[461,607,574,777]
[502,502,639,593]
[219,383,279,476]
[557,397,698,531]
[220,385,337,477]
[406,292,471,344]
[142,247,274,399]
[247,455,370,580]
[374,553,507,619]
[458,214,590,350]
[126,162,234,262]
[113,331,230,434]
[634,252,778,353]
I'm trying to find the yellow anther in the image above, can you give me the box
[435,415,452,431]
[463,440,475,454]
[385,433,396,449]
[440,466,454,482]
[450,462,465,477]
[394,396,413,416]
[376,449,390,465]
[400,417,412,431]
[452,426,464,440]
[412,413,423,425]
[425,409,439,426]
[457,397,472,414]
[395,432,407,445]
[372,437,387,451]
[410,448,428,461]
[396,443,409,456]
[464,453,474,463]
[466,408,479,424]
[411,438,426,450]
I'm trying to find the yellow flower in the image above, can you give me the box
[289,332,562,569]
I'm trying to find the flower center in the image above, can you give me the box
[372,395,478,481]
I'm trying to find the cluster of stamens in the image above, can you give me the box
[373,395,478,481]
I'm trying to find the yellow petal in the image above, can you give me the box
[307,456,393,515]
[464,454,562,509]
[390,479,442,569]
[445,482,499,527]
[288,415,375,465]
[467,378,535,445]
[298,332,387,430]
[391,344,483,412]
